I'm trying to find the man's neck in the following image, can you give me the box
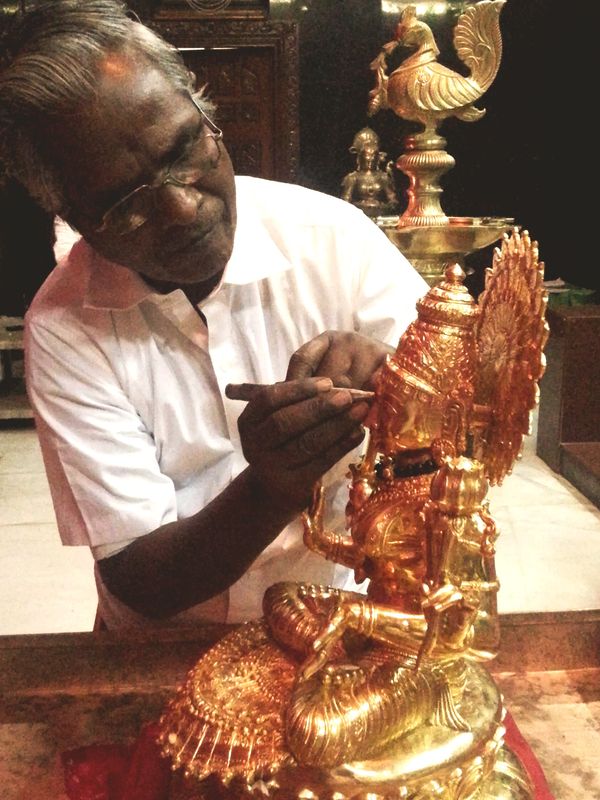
[145,271,223,307]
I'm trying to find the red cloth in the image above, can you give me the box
[504,711,555,800]
[62,715,553,800]
[62,723,171,800]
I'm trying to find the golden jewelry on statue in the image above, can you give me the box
[158,228,548,800]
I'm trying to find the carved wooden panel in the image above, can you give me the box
[184,46,274,178]
[156,0,267,15]
[146,16,299,183]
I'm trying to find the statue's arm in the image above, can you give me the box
[302,483,362,568]
[340,173,355,203]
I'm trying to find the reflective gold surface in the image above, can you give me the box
[369,2,505,133]
[379,216,515,286]
[159,230,547,799]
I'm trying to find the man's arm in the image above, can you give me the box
[98,376,370,618]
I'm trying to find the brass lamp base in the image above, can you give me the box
[376,216,515,286]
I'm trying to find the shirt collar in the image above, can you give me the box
[83,177,293,311]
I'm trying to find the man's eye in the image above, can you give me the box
[174,125,203,162]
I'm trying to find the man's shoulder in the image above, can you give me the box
[26,239,93,329]
[234,176,368,229]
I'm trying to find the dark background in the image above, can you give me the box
[0,0,577,316]
[290,0,563,296]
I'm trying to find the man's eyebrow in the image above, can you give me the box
[156,115,201,170]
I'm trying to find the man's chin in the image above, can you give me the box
[150,234,233,294]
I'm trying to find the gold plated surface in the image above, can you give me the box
[474,230,548,484]
[159,230,547,799]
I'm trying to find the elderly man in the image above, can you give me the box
[0,0,425,628]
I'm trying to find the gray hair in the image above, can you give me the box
[0,0,206,215]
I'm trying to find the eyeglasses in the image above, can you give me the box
[94,94,223,237]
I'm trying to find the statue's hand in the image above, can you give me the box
[421,583,465,620]
[417,583,479,666]
[302,482,325,552]
[299,599,365,681]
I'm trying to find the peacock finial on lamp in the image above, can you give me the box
[369,1,515,285]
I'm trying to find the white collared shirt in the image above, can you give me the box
[25,177,426,628]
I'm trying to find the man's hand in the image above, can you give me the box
[286,331,393,390]
[226,378,370,512]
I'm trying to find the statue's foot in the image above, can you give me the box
[319,663,367,689]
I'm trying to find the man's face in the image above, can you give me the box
[46,53,236,291]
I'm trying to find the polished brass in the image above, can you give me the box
[159,229,547,799]
[368,1,509,284]
[369,2,505,135]
[379,216,515,286]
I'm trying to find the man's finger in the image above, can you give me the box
[280,404,368,470]
[227,382,373,402]
[286,332,332,380]
[256,389,364,449]
[225,382,272,402]
[226,376,333,405]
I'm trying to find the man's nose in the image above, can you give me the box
[156,183,201,226]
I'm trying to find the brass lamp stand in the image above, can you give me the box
[369,1,513,285]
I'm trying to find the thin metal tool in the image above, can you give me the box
[226,383,375,401]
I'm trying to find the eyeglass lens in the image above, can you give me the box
[101,117,221,235]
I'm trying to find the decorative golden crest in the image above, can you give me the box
[473,229,548,484]
[159,621,296,783]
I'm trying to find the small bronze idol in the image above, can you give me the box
[341,127,398,218]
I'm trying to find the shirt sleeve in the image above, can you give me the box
[25,315,178,558]
[343,204,428,345]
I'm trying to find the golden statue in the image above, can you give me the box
[158,228,548,800]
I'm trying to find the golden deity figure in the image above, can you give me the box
[158,229,548,800]
[341,127,398,218]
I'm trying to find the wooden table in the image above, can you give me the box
[0,612,598,799]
